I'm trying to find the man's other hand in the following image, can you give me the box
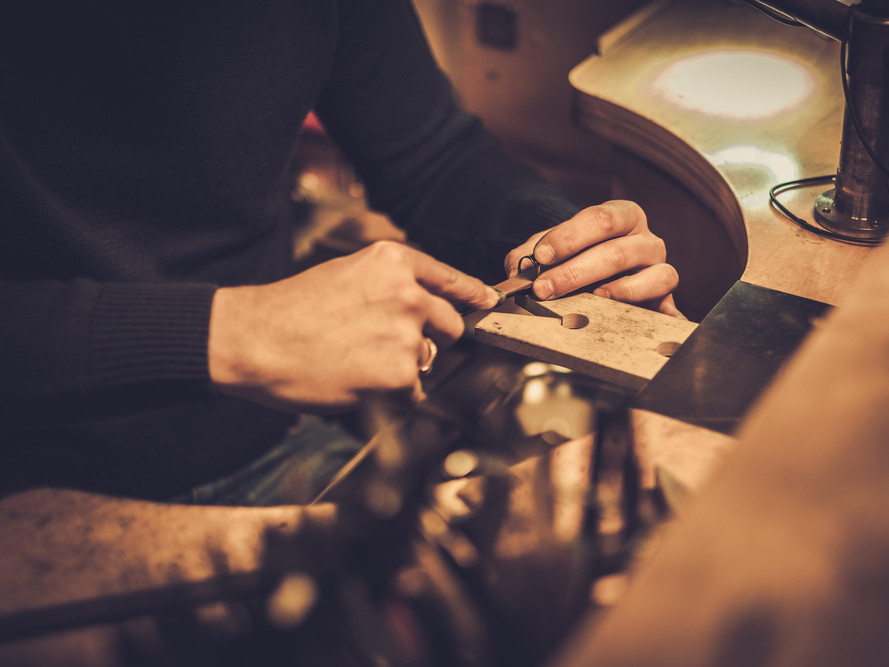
[504,200,683,318]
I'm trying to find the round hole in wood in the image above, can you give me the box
[560,313,589,329]
[657,341,682,357]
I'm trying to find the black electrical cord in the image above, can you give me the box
[740,0,806,27]
[769,176,883,246]
[742,2,888,244]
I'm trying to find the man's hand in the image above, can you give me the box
[504,200,683,317]
[208,241,498,412]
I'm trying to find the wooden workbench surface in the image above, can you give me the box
[571,0,869,306]
[568,0,873,490]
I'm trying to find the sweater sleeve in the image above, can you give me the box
[315,0,581,284]
[0,278,216,409]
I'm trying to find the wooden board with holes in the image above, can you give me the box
[475,293,698,391]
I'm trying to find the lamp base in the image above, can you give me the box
[814,189,889,240]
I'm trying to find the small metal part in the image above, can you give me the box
[814,188,889,239]
[460,265,539,319]
[418,338,438,376]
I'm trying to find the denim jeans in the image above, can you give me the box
[170,415,363,507]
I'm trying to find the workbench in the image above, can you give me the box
[526,0,872,492]
[1,3,881,662]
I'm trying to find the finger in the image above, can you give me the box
[656,294,686,319]
[603,290,686,319]
[421,293,466,348]
[531,200,648,268]
[504,230,547,278]
[399,244,499,310]
[591,263,681,309]
[533,234,668,300]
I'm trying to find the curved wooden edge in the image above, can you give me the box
[571,92,749,263]
[569,0,873,306]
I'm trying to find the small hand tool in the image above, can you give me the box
[464,255,541,315]
[492,263,540,303]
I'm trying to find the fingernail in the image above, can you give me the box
[593,287,611,299]
[534,279,554,300]
[534,244,555,265]
[485,286,500,305]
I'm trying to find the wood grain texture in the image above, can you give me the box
[481,0,878,497]
[475,293,697,391]
[570,0,872,306]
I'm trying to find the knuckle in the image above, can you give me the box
[620,281,643,304]
[589,206,617,236]
[551,263,583,293]
[368,239,408,263]
[649,235,667,262]
[392,284,423,310]
[388,360,419,390]
[392,285,419,312]
[603,242,631,271]
[397,325,422,348]
[614,199,648,229]
[661,263,680,290]
[626,200,647,224]
[441,269,460,292]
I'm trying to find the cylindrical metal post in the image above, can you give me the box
[814,5,889,239]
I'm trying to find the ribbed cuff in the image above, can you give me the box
[91,283,218,389]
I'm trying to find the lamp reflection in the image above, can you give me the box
[653,50,815,120]
[708,144,799,206]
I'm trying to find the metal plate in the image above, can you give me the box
[631,281,831,435]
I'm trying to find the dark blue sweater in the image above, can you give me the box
[0,0,578,499]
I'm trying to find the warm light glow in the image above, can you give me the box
[708,144,798,183]
[653,50,815,119]
[708,144,800,207]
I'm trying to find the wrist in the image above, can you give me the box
[208,286,253,391]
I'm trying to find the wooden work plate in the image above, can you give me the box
[474,292,698,391]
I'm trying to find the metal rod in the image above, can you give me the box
[747,0,850,40]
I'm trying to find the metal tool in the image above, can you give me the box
[492,255,540,301]
[461,255,540,320]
